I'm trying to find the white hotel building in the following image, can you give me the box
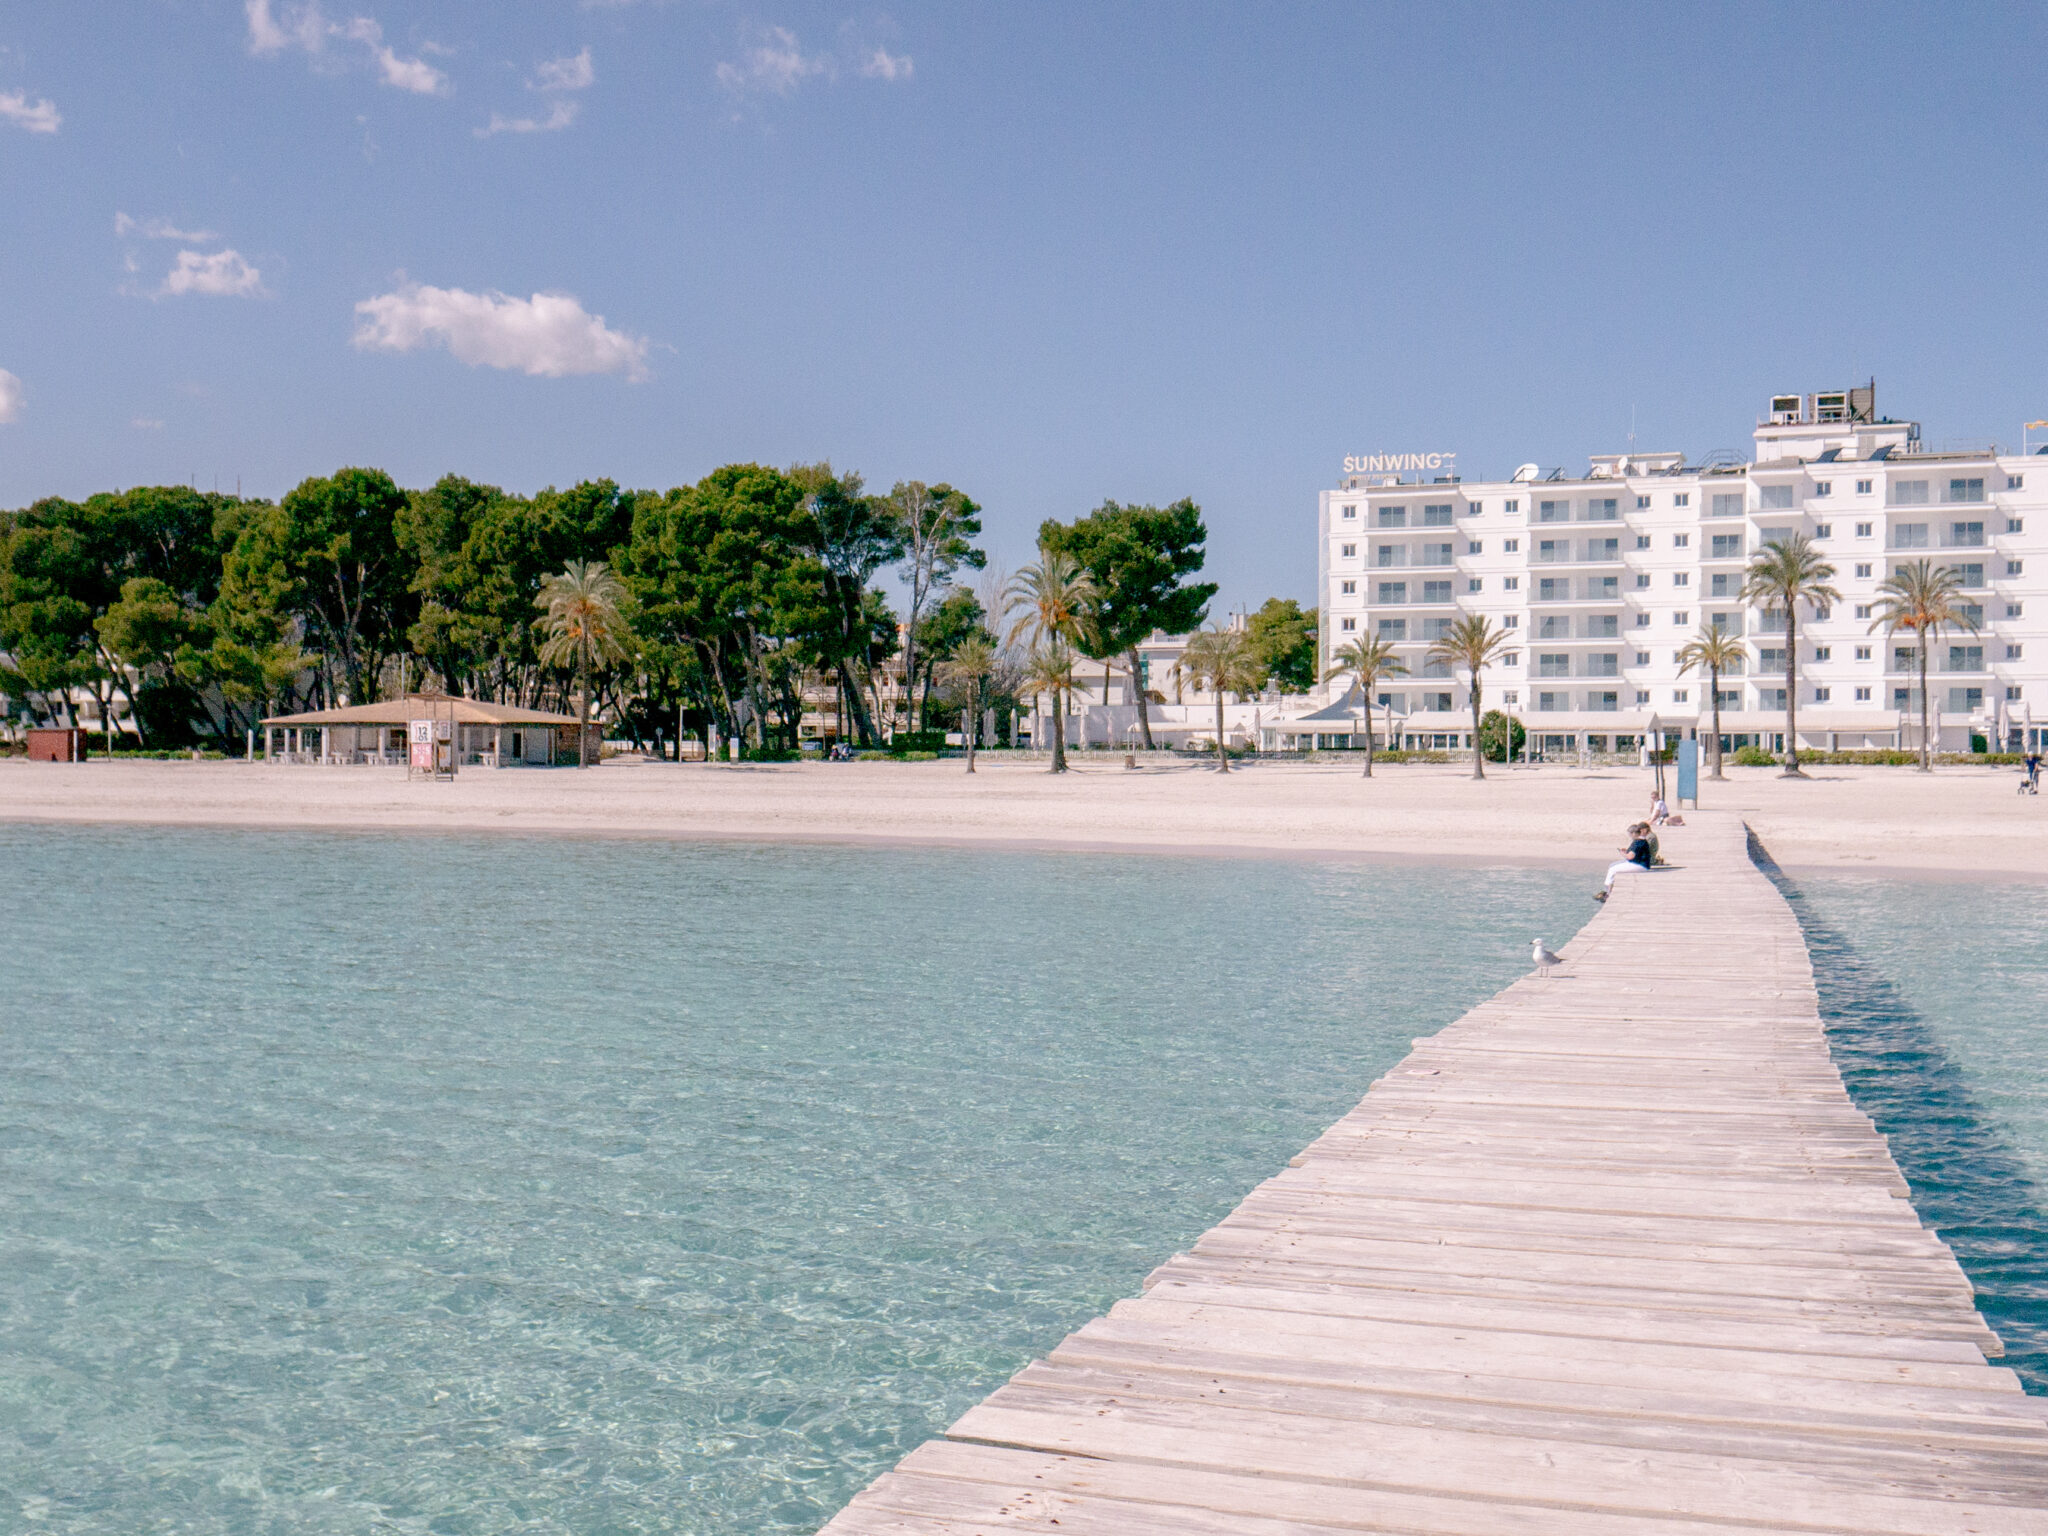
[1316,386,2048,756]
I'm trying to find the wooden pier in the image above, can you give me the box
[820,812,2048,1534]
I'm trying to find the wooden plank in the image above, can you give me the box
[817,813,2038,1535]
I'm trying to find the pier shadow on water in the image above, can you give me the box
[1749,831,2048,1392]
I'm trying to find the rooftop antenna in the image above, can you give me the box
[1628,403,1636,456]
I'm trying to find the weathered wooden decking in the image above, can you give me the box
[820,811,2048,1535]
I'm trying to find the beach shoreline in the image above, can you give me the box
[2,756,2041,881]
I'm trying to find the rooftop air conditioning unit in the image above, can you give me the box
[1769,395,1803,425]
[1815,390,1850,423]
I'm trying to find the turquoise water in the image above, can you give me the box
[0,826,1586,1535]
[1768,860,2048,1390]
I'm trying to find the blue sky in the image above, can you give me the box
[4,2,2047,612]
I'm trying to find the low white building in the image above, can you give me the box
[1319,385,2047,756]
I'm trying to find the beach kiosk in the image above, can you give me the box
[260,694,589,768]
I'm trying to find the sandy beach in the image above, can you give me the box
[1,754,2041,879]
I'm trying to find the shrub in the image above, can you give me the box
[888,730,949,755]
[1478,710,1525,763]
[1731,744,1777,767]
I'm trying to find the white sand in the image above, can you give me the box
[1,754,2041,879]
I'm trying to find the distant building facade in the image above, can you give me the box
[1318,386,2048,754]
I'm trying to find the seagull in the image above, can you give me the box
[1532,938,1561,977]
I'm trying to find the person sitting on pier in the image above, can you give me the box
[1594,823,1656,901]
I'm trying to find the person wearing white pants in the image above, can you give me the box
[1596,824,1656,901]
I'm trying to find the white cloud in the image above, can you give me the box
[477,46,593,136]
[533,47,594,93]
[716,26,831,96]
[477,99,579,137]
[352,282,650,380]
[116,212,220,242]
[159,249,265,298]
[0,89,60,134]
[859,47,912,81]
[0,369,22,424]
[132,417,166,431]
[244,1,448,95]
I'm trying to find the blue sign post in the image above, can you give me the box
[1677,739,1700,806]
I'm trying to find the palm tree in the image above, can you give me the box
[1675,622,1746,780]
[1869,557,1978,771]
[1006,549,1096,772]
[1179,624,1264,772]
[1426,614,1511,781]
[1324,634,1408,777]
[1020,640,1083,773]
[535,561,632,768]
[934,635,995,774]
[1740,534,1840,777]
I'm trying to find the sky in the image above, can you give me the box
[4,2,2048,613]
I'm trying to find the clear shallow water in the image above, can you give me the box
[1766,857,2048,1392]
[0,825,1586,1535]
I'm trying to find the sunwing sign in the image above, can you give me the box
[1343,452,1457,474]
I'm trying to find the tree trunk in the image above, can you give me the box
[1126,647,1155,749]
[1709,665,1725,779]
[964,680,977,774]
[1050,688,1067,773]
[1214,689,1228,772]
[1781,611,1801,776]
[577,645,592,767]
[835,659,878,746]
[1468,677,1485,780]
[1362,697,1375,778]
[1918,635,1933,771]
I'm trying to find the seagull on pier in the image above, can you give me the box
[1532,938,1561,977]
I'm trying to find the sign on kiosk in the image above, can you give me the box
[409,717,452,774]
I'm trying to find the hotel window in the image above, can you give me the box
[1813,686,1831,702]
[1341,504,1357,519]
[1503,691,1518,705]
[1340,543,1356,557]
[1340,617,1356,632]
[1672,688,1689,703]
[1855,479,1872,495]
[1709,493,1743,517]
[1537,499,1571,523]
[1421,504,1454,526]
[1813,602,1831,619]
[1537,653,1570,678]
[1760,485,1795,509]
[1634,651,1650,665]
[1503,576,1519,590]
[1946,478,1986,503]
[1467,578,1483,593]
[1467,540,1483,554]
[1635,534,1650,550]
[1635,495,1651,509]
[1635,690,1651,705]
[1953,563,1985,588]
[1711,534,1743,558]
[2009,685,2025,701]
[1673,611,1689,625]
[1635,612,1651,626]
[1674,493,1690,507]
[2009,476,2025,491]
[1465,501,1483,515]
[1427,692,1454,712]
[2010,518,2026,533]
[1635,573,1651,589]
[1503,614,1518,628]
[1503,538,1520,552]
[1710,573,1733,596]
[1377,581,1407,603]
[2009,603,2025,618]
[1422,581,1453,603]
[1855,562,1872,578]
[1813,523,1833,538]
[1673,533,1690,547]
[1854,645,1872,660]
[1586,498,1619,521]
[1855,521,1873,537]
[1813,645,1831,661]
[2009,560,2025,576]
[2010,644,2026,660]
[1340,580,1356,594]
[1814,482,1832,497]
[1377,506,1407,527]
[1854,603,1872,619]
[1504,499,1520,513]
[1673,572,1690,586]
[1855,686,1872,702]
[1378,618,1406,638]
[1503,651,1520,666]
[1893,523,1928,548]
[1890,479,1929,505]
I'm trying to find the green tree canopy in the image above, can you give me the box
[1244,598,1317,693]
